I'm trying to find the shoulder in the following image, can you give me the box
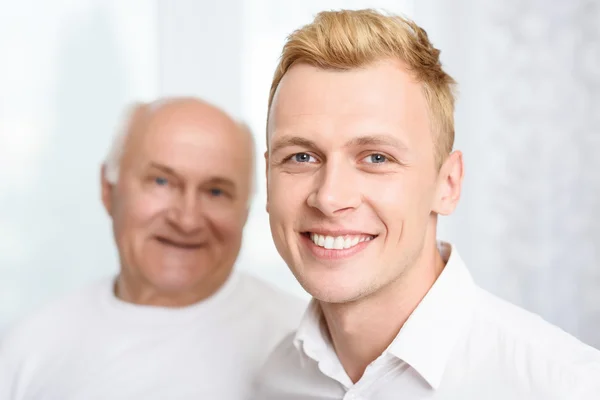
[252,329,336,399]
[252,331,305,395]
[261,331,300,367]
[234,271,309,324]
[0,278,112,359]
[469,287,600,393]
[223,273,309,376]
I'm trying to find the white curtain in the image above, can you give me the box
[423,0,600,348]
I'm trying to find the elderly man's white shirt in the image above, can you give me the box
[0,270,306,400]
[254,244,600,399]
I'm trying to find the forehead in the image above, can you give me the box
[126,112,250,181]
[269,61,431,147]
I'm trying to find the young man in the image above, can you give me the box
[254,9,600,399]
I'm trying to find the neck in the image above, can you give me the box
[114,268,232,308]
[320,240,446,383]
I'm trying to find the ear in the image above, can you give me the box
[432,151,464,216]
[101,165,115,217]
[264,150,270,214]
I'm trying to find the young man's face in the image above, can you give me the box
[266,60,462,303]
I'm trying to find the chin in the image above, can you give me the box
[150,274,199,294]
[295,267,374,304]
[147,264,204,292]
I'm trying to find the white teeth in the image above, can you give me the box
[317,235,325,247]
[324,236,334,249]
[309,233,374,250]
[343,237,352,248]
[333,236,345,250]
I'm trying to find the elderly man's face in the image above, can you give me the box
[102,102,252,305]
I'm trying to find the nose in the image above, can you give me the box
[167,191,205,234]
[307,160,361,217]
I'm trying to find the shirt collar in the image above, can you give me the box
[387,242,475,389]
[293,298,356,387]
[292,242,476,390]
[293,299,335,366]
[293,299,323,353]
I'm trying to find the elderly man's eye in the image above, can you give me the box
[210,188,223,196]
[155,177,169,186]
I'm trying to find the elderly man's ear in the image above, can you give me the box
[99,101,149,219]
[100,165,114,217]
[264,150,270,214]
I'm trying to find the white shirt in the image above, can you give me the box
[0,270,307,400]
[253,244,600,399]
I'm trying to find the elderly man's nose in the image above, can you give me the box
[168,195,205,233]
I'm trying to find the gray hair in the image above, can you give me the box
[104,103,142,185]
[103,100,257,208]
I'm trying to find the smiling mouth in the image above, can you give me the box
[155,237,203,249]
[302,232,376,250]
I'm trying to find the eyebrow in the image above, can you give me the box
[345,134,408,150]
[148,162,178,176]
[270,136,319,155]
[205,176,236,190]
[148,162,236,189]
[270,133,408,154]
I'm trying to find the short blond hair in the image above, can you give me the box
[267,9,457,166]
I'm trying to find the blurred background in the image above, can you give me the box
[1,0,599,348]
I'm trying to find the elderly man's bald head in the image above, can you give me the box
[104,98,255,199]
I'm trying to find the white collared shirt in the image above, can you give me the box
[253,244,600,399]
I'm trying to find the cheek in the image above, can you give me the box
[362,175,412,208]
[267,174,307,252]
[116,191,172,231]
[207,208,246,242]
[362,175,434,228]
[268,173,308,217]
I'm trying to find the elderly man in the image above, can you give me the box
[0,97,305,399]
[254,9,600,400]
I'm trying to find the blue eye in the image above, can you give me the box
[293,153,314,163]
[365,154,387,164]
[155,177,169,186]
[210,188,223,196]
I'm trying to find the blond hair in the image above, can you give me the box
[267,9,457,166]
